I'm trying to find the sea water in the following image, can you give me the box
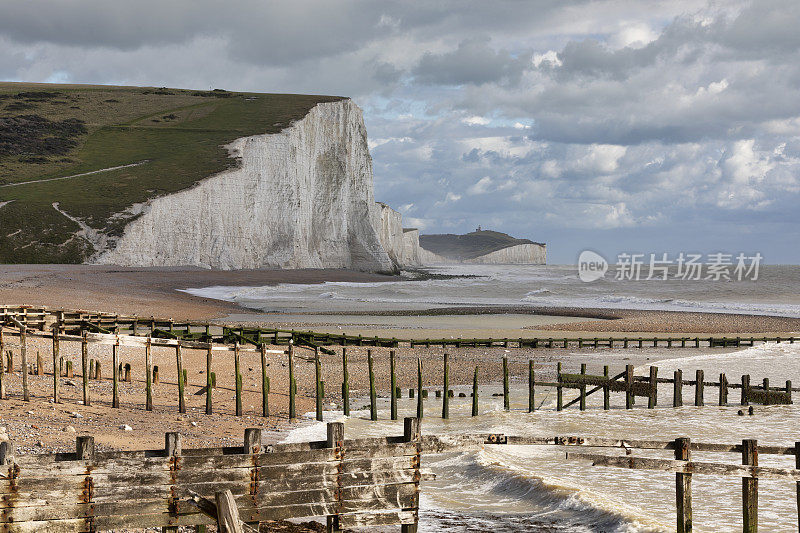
[282,342,800,532]
[181,264,800,317]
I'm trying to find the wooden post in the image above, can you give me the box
[603,365,610,410]
[315,347,323,422]
[325,422,344,533]
[786,380,792,404]
[341,348,350,417]
[204,343,212,415]
[76,435,94,460]
[145,337,153,411]
[402,417,421,533]
[390,350,397,420]
[112,339,120,408]
[557,362,563,411]
[442,353,449,419]
[675,437,692,533]
[625,364,634,409]
[648,366,658,408]
[0,329,5,400]
[235,343,243,417]
[165,431,182,457]
[260,344,269,418]
[719,373,728,405]
[472,366,479,416]
[81,333,90,406]
[742,374,750,405]
[94,360,101,381]
[695,370,704,406]
[153,365,160,385]
[579,363,587,410]
[368,349,377,421]
[215,490,244,533]
[674,370,683,407]
[36,351,43,376]
[742,439,758,532]
[52,330,60,403]
[21,325,29,401]
[416,358,423,419]
[502,356,510,411]
[795,441,800,532]
[288,345,296,420]
[528,360,535,413]
[244,427,262,454]
[762,378,770,406]
[176,344,185,413]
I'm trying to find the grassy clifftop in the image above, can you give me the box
[419,230,541,260]
[0,82,343,263]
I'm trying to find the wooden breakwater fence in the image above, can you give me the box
[0,314,795,422]
[3,305,798,352]
[0,419,430,532]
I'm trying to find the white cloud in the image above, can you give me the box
[462,115,491,126]
[467,176,493,194]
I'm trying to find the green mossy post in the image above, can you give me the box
[528,360,535,413]
[260,344,269,417]
[472,366,479,417]
[442,353,450,419]
[368,349,377,421]
[579,363,587,411]
[315,347,323,422]
[390,350,397,421]
[603,365,610,410]
[234,343,243,416]
[205,344,212,415]
[556,362,563,411]
[416,358,423,419]
[503,356,510,411]
[288,344,296,420]
[342,348,350,416]
[176,344,186,414]
[112,340,119,408]
[52,331,60,404]
[81,333,90,406]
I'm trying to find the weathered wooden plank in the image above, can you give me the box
[338,509,416,528]
[566,451,800,480]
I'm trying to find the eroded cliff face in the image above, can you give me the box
[97,100,399,272]
[374,203,420,269]
[464,243,546,264]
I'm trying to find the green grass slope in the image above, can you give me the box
[0,82,344,263]
[419,230,541,260]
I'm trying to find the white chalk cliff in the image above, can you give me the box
[97,100,420,272]
[464,243,546,264]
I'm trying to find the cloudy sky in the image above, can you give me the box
[2,0,799,263]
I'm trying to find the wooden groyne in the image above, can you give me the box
[0,421,426,532]
[3,305,797,352]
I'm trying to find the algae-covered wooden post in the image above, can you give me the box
[390,350,397,420]
[741,374,750,405]
[416,358,423,419]
[603,365,610,410]
[112,338,120,408]
[368,349,377,421]
[314,346,323,422]
[341,348,350,416]
[556,362,563,411]
[52,330,60,403]
[176,344,186,413]
[21,325,29,401]
[674,369,683,407]
[81,332,90,406]
[442,353,450,419]
[579,363,587,410]
[260,344,269,417]
[288,344,296,420]
[719,373,728,406]
[205,343,212,415]
[234,343,243,417]
[472,366,479,416]
[528,360,535,413]
[742,439,758,533]
[675,437,692,533]
[502,356,510,411]
[695,369,704,407]
[625,364,634,409]
[648,366,658,408]
[145,337,153,411]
